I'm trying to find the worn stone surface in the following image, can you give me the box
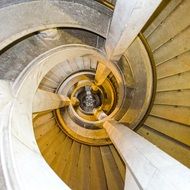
[0,0,113,15]
[0,0,111,51]
[0,29,105,81]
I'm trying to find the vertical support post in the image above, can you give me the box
[94,62,111,86]
[105,0,162,61]
[32,89,70,113]
[103,120,190,189]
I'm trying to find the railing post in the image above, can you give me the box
[103,120,190,189]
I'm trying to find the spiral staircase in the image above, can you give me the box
[0,0,190,190]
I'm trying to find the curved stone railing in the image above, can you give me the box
[0,0,112,51]
[0,45,108,190]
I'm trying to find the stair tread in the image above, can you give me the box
[90,146,108,190]
[76,145,91,190]
[109,145,126,181]
[150,104,190,126]
[145,115,190,146]
[100,146,124,190]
